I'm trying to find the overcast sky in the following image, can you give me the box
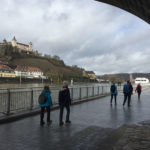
[0,0,150,75]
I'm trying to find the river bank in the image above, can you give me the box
[0,82,109,89]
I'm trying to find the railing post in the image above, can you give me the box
[71,88,73,100]
[79,87,82,100]
[87,87,88,98]
[102,86,104,95]
[7,89,11,115]
[30,88,33,110]
[98,86,100,96]
[92,86,94,97]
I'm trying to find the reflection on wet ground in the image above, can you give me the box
[0,89,150,150]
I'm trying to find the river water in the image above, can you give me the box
[0,83,111,89]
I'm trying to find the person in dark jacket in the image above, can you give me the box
[128,81,133,106]
[135,83,142,99]
[59,81,71,126]
[110,82,118,105]
[39,85,53,126]
[123,81,130,107]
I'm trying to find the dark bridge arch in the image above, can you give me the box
[96,0,150,24]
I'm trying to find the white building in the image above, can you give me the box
[15,66,44,78]
[135,77,149,84]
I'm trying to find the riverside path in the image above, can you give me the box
[0,88,150,150]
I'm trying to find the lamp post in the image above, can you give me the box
[20,72,22,84]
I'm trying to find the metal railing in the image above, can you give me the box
[0,85,110,117]
[0,84,149,117]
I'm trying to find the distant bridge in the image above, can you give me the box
[96,0,150,24]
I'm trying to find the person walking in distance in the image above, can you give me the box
[110,82,118,105]
[123,81,130,107]
[39,86,53,126]
[128,81,133,106]
[59,81,71,126]
[135,83,142,99]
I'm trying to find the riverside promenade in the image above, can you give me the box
[0,88,150,150]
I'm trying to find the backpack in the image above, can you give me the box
[38,92,47,104]
[111,85,116,92]
[123,84,129,94]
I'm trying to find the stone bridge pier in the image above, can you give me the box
[96,0,150,24]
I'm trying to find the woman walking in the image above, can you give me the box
[110,82,118,105]
[39,85,53,126]
[135,83,142,99]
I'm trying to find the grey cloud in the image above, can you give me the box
[0,0,150,75]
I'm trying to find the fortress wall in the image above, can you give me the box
[0,45,6,56]
[17,44,29,51]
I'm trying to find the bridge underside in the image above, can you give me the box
[96,0,150,24]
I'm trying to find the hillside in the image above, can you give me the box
[11,56,81,73]
[8,56,87,81]
[0,44,89,82]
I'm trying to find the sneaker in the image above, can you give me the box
[66,120,71,124]
[59,122,64,126]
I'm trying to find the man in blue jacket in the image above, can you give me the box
[59,81,71,126]
[123,81,131,107]
[110,82,118,105]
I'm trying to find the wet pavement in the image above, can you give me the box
[0,89,150,150]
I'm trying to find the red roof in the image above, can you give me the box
[15,66,43,72]
[27,67,43,72]
[0,64,13,71]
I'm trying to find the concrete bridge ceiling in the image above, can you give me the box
[96,0,150,24]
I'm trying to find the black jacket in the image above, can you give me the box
[129,84,133,94]
[59,87,71,106]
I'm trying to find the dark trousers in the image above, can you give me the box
[59,105,70,123]
[138,92,141,99]
[110,94,117,104]
[40,106,50,123]
[123,93,130,106]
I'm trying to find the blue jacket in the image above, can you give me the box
[110,84,118,95]
[123,84,129,94]
[39,90,53,107]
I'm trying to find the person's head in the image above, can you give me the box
[63,81,68,88]
[44,85,50,91]
[127,80,130,84]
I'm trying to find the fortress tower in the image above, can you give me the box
[3,39,7,43]
[11,36,17,47]
[29,42,32,51]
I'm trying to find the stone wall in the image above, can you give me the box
[0,45,5,56]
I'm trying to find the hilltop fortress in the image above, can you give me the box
[0,37,38,56]
[0,36,33,52]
